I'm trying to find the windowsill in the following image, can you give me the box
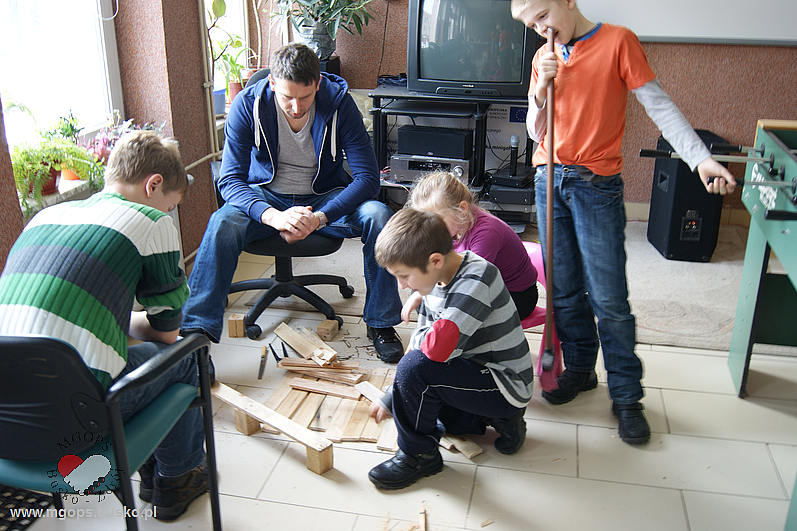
[22,179,95,222]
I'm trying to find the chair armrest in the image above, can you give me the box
[105,333,211,404]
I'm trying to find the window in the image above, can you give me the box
[206,0,248,91]
[0,0,123,148]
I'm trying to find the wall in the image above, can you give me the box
[0,97,25,266]
[115,0,216,256]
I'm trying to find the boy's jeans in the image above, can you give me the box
[534,165,643,405]
[181,186,402,342]
[117,342,205,477]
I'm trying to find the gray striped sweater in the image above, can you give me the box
[409,251,534,407]
[0,192,189,389]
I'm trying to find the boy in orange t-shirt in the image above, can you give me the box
[511,0,736,445]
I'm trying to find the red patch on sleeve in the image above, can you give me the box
[421,319,460,362]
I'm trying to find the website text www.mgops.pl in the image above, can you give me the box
[10,505,157,520]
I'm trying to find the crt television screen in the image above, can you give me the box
[418,0,527,84]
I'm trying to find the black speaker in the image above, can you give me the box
[647,130,726,262]
[397,125,473,160]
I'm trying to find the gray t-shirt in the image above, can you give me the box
[268,101,317,195]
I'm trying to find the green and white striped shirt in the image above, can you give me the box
[0,192,188,389]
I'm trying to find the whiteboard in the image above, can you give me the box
[579,0,797,45]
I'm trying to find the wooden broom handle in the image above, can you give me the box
[544,28,555,351]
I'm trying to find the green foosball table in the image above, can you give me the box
[728,120,797,397]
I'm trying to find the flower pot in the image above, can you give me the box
[40,166,59,196]
[60,167,81,181]
[228,82,243,103]
[212,88,226,116]
[294,22,336,61]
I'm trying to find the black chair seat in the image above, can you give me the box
[245,232,343,258]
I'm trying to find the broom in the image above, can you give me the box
[541,27,556,372]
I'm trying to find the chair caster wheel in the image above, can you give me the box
[245,325,262,339]
[340,285,355,298]
[334,316,343,327]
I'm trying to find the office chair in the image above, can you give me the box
[0,334,222,531]
[211,162,354,339]
[520,241,563,391]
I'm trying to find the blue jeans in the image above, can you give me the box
[182,186,402,341]
[534,165,643,404]
[116,342,205,477]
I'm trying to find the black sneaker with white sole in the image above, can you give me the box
[367,326,404,363]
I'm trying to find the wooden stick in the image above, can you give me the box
[278,358,359,370]
[544,27,556,353]
[288,377,362,400]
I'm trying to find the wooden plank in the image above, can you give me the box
[311,349,337,367]
[341,401,372,441]
[359,370,388,442]
[443,435,483,459]
[211,382,334,474]
[234,409,261,435]
[354,381,385,404]
[278,358,359,370]
[324,398,358,442]
[308,396,341,432]
[261,377,296,434]
[291,392,326,428]
[285,368,366,385]
[376,420,398,452]
[297,327,329,349]
[288,378,361,400]
[275,322,336,361]
[228,313,245,337]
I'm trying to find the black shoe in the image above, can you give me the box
[368,448,444,490]
[489,409,527,455]
[367,326,404,363]
[138,456,156,503]
[612,402,651,445]
[541,370,598,405]
[152,463,209,521]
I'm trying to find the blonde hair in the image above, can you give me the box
[375,208,453,271]
[105,131,187,193]
[407,171,481,237]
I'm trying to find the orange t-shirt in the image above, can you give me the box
[531,24,656,176]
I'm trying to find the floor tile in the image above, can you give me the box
[525,384,669,434]
[468,467,687,531]
[770,444,797,498]
[216,493,358,531]
[354,514,467,531]
[638,348,737,394]
[683,491,788,531]
[743,355,797,400]
[259,445,475,528]
[663,389,797,444]
[213,430,287,498]
[579,426,783,497]
[210,342,280,389]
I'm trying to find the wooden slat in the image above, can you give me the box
[308,396,342,432]
[211,382,333,474]
[376,420,398,452]
[275,322,336,361]
[354,381,385,404]
[285,367,366,385]
[288,378,361,400]
[442,435,483,459]
[261,377,296,434]
[291,392,326,428]
[278,360,358,371]
[324,398,358,442]
[341,401,372,441]
[359,370,388,442]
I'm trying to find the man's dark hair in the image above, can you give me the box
[269,43,321,85]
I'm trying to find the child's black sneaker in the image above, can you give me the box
[137,456,156,503]
[368,448,443,490]
[152,463,209,521]
[489,410,527,454]
[541,369,598,405]
[612,402,650,445]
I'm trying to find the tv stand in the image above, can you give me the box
[368,85,528,186]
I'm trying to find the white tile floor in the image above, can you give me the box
[27,297,797,530]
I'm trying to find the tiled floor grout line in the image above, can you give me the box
[680,489,693,531]
[765,442,790,499]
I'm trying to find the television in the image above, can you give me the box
[406,0,541,99]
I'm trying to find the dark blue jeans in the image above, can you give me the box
[391,349,523,455]
[534,165,643,405]
[116,342,205,477]
[181,186,402,341]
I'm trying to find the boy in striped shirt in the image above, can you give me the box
[0,131,207,520]
[368,208,533,490]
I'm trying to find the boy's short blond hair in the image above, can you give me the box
[375,208,453,271]
[407,171,480,234]
[105,130,187,193]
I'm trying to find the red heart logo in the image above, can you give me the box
[57,454,83,477]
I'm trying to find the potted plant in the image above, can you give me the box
[273,0,374,61]
[11,137,104,215]
[43,111,84,181]
[214,34,253,102]
[85,110,165,164]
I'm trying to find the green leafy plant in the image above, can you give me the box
[274,0,374,41]
[42,111,83,143]
[12,137,104,215]
[215,34,254,89]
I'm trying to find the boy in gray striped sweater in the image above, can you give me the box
[0,131,207,520]
[368,208,533,490]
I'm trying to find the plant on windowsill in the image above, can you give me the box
[43,111,85,181]
[214,34,254,102]
[11,137,104,216]
[273,0,374,61]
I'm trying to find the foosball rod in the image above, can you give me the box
[710,142,797,155]
[705,176,796,191]
[639,149,774,166]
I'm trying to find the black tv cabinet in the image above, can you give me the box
[368,85,528,186]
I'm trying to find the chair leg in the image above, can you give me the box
[287,284,338,321]
[198,347,222,531]
[108,406,139,531]
[51,492,63,511]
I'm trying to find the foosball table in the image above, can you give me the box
[727,119,797,397]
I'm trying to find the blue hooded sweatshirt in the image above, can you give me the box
[218,72,379,224]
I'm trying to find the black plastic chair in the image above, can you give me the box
[211,162,354,339]
[0,334,221,531]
